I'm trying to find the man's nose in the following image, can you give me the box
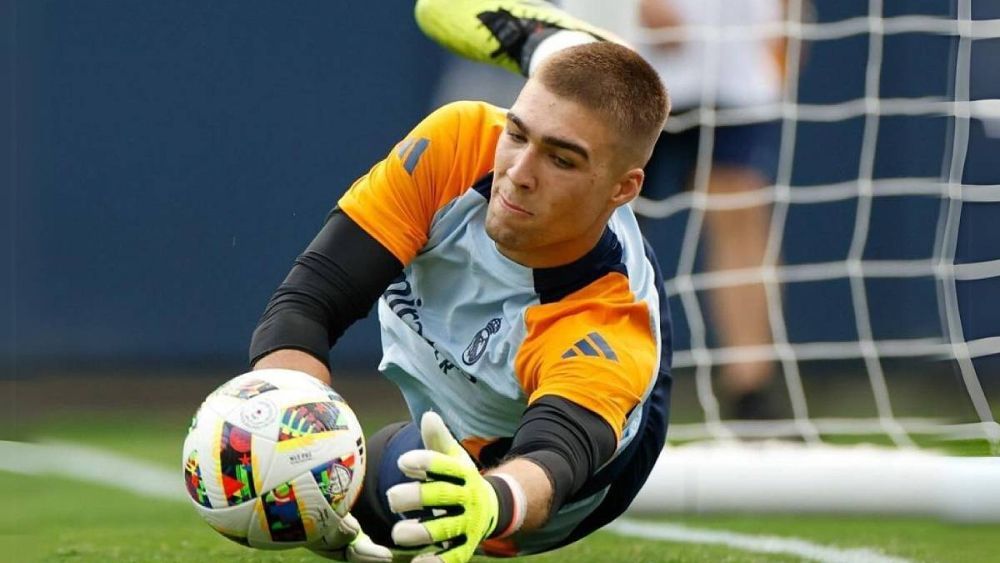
[506,147,537,190]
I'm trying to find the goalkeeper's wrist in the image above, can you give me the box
[484,473,527,539]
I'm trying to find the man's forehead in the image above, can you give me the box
[511,79,567,115]
[508,81,613,151]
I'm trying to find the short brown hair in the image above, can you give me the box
[534,42,670,167]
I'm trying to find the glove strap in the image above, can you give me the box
[485,473,527,539]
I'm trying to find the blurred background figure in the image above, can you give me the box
[634,0,788,419]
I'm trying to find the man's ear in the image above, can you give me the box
[612,168,644,206]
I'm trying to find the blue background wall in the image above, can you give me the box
[6,1,999,375]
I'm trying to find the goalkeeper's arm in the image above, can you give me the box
[248,208,403,384]
[497,395,618,530]
[246,209,401,563]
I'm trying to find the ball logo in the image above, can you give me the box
[462,318,502,365]
[328,464,352,495]
[312,457,356,507]
[240,398,277,429]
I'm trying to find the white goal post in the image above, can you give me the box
[632,442,1000,522]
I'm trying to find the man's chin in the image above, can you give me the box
[484,223,507,246]
[484,214,504,242]
[485,221,522,250]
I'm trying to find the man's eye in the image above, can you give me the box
[552,155,574,169]
[507,130,527,143]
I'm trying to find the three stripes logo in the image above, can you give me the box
[397,137,430,175]
[561,332,619,362]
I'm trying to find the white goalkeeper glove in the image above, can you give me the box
[308,512,393,563]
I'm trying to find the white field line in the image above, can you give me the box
[0,439,185,501]
[1,440,914,562]
[607,519,914,563]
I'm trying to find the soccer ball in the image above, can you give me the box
[182,369,366,549]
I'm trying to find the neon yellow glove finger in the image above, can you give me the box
[387,480,466,513]
[396,449,470,482]
[385,412,527,563]
[416,414,498,545]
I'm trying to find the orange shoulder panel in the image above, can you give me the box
[337,101,505,265]
[514,272,658,441]
[460,435,495,463]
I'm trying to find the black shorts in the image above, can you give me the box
[643,117,783,200]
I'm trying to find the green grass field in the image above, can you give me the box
[4,406,999,563]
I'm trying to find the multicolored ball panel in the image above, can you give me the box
[220,378,279,400]
[278,402,347,441]
[219,421,257,506]
[260,482,308,543]
[184,451,212,508]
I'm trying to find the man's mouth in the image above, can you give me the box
[499,193,532,216]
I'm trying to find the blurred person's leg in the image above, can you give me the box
[623,116,783,420]
[705,120,782,419]
[703,165,776,418]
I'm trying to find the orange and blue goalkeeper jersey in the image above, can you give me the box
[338,100,668,551]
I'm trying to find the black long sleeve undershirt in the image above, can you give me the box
[507,395,617,512]
[249,209,403,367]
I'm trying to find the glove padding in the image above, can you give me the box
[308,512,393,563]
[386,412,500,563]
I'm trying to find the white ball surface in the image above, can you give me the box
[182,369,366,549]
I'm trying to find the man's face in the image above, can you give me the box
[486,79,640,268]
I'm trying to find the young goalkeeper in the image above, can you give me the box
[249,41,672,562]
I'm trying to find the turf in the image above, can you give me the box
[5,471,998,563]
[5,411,999,562]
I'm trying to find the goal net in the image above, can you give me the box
[607,0,1000,521]
[564,0,1000,517]
[614,0,1000,449]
